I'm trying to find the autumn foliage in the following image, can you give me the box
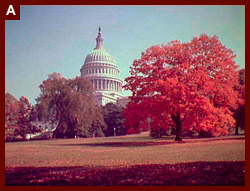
[5,93,20,137]
[124,34,241,141]
[5,93,40,140]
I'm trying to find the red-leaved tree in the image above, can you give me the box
[5,94,41,140]
[124,34,241,141]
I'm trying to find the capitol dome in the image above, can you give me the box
[84,49,116,65]
[80,27,123,106]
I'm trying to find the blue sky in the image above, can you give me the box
[5,6,245,104]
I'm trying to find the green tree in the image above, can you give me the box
[87,105,106,138]
[36,73,106,138]
[102,103,126,137]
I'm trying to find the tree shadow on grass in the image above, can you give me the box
[54,136,245,148]
[58,141,176,147]
[6,161,244,186]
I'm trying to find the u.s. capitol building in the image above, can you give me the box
[80,27,129,107]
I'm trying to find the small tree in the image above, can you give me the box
[102,103,126,137]
[233,69,245,134]
[5,94,41,140]
[88,105,106,138]
[5,93,19,138]
[16,96,41,139]
[124,34,240,141]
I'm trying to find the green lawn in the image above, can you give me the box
[5,133,245,186]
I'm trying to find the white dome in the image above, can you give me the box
[80,27,123,97]
[84,49,115,65]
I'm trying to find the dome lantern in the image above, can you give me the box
[94,26,104,50]
[83,27,116,66]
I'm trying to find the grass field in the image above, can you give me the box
[5,133,245,186]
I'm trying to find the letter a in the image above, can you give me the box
[6,5,16,15]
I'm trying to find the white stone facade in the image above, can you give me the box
[117,96,130,108]
[80,28,129,106]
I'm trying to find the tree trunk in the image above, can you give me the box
[53,123,60,138]
[235,120,239,135]
[175,124,182,142]
[235,126,239,135]
[172,114,183,142]
[53,120,63,138]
